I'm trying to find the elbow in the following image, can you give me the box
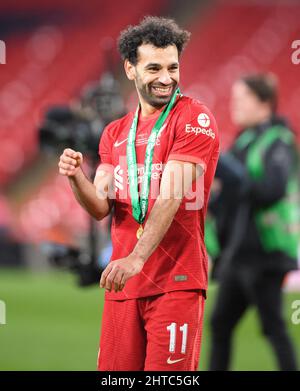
[94,199,113,221]
[250,175,288,206]
[251,185,286,207]
[94,211,109,221]
[94,204,112,221]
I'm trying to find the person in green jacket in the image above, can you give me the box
[208,74,299,371]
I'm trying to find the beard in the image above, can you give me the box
[135,74,178,108]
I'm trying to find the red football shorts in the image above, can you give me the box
[97,289,205,371]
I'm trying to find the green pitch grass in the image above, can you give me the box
[0,268,299,370]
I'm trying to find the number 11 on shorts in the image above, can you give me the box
[167,322,188,354]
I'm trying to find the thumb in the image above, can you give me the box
[74,152,83,165]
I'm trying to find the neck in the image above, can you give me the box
[250,112,272,128]
[140,100,164,119]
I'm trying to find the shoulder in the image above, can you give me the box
[265,125,296,152]
[100,112,133,150]
[102,112,133,139]
[267,138,294,162]
[176,96,215,116]
[174,96,218,128]
[172,95,219,143]
[258,126,296,169]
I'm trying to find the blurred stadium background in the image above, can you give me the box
[0,0,299,370]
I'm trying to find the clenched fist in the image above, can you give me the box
[58,148,83,177]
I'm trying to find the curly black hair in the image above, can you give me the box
[118,16,191,65]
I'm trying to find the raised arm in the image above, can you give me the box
[58,148,114,220]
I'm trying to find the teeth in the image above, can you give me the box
[154,87,171,92]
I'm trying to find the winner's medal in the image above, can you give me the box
[136,224,144,239]
[127,88,181,239]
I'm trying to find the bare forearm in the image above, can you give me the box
[99,160,204,293]
[131,196,182,262]
[69,168,110,220]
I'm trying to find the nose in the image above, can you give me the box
[158,69,172,85]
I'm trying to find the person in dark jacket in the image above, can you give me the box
[209,74,299,371]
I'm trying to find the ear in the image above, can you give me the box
[124,59,136,81]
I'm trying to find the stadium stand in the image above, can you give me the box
[1,0,300,245]
[181,1,300,148]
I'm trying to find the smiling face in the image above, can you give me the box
[125,43,180,111]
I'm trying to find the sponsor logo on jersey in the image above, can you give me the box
[113,124,167,148]
[185,112,214,139]
[167,356,185,364]
[113,161,163,194]
[197,112,210,128]
[185,123,215,139]
[114,138,128,147]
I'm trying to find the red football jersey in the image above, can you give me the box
[98,96,219,300]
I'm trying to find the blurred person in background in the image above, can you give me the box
[208,74,299,371]
[0,193,12,264]
[0,193,24,266]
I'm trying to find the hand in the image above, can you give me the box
[58,148,83,177]
[100,254,144,293]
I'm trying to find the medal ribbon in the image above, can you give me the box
[127,88,180,224]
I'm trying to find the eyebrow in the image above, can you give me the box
[145,62,179,69]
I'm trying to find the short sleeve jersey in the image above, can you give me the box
[98,96,219,300]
